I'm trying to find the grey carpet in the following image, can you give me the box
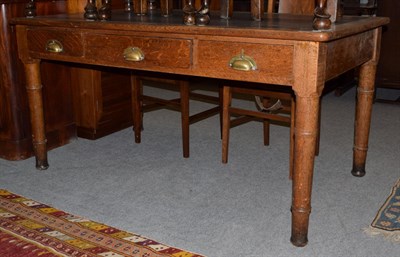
[0,87,399,257]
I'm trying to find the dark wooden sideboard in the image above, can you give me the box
[0,0,133,160]
[67,0,134,140]
[342,0,399,102]
[376,0,400,93]
[0,0,76,160]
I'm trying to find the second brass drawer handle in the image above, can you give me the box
[229,50,257,71]
[123,47,145,62]
[45,40,63,53]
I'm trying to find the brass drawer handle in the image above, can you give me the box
[45,40,63,53]
[123,47,145,62]
[229,50,257,71]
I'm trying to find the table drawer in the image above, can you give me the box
[196,40,293,84]
[85,34,192,69]
[27,29,84,57]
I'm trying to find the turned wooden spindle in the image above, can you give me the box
[220,0,233,19]
[148,0,157,10]
[196,0,211,26]
[251,0,264,21]
[160,0,173,16]
[84,0,98,20]
[124,0,133,12]
[183,0,196,25]
[98,0,112,20]
[133,0,148,15]
[327,0,341,23]
[25,0,36,17]
[313,0,331,30]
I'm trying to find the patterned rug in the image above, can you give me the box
[0,189,205,257]
[365,178,400,243]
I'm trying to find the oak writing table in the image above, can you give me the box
[12,10,389,247]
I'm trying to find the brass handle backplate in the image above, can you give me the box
[229,50,257,71]
[123,47,145,62]
[45,40,63,53]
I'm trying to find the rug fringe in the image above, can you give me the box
[364,226,400,243]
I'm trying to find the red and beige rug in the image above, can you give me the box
[0,189,205,257]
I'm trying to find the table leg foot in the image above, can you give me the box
[290,235,308,247]
[35,159,49,170]
[351,164,365,177]
[291,207,311,247]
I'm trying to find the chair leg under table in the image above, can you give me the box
[132,75,143,144]
[179,81,190,158]
[132,75,221,158]
[222,86,232,164]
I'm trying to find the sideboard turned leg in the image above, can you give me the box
[25,61,49,170]
[352,61,376,177]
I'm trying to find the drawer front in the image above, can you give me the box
[196,40,293,85]
[85,34,192,69]
[27,29,84,57]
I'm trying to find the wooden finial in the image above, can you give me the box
[183,0,196,25]
[84,0,98,20]
[196,0,211,26]
[98,0,112,21]
[313,0,332,30]
[25,0,36,18]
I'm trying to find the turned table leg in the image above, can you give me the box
[290,95,320,247]
[290,41,326,247]
[351,27,382,177]
[351,60,377,177]
[25,61,49,170]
